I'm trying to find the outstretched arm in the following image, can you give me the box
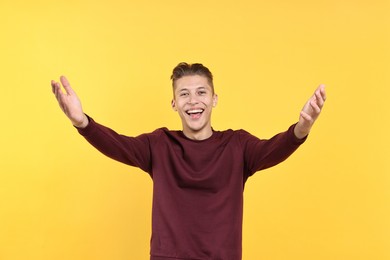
[294,84,327,139]
[51,76,89,128]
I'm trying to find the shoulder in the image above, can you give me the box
[152,127,180,137]
[144,127,183,143]
[212,129,259,146]
[224,129,259,140]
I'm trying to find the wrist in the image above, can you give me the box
[294,123,309,139]
[73,114,89,129]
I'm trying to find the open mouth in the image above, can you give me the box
[186,109,204,119]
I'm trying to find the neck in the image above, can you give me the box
[182,127,213,140]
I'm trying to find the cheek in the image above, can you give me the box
[205,98,215,107]
[175,102,187,113]
[172,99,184,111]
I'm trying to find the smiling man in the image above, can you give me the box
[51,62,326,260]
[171,69,218,140]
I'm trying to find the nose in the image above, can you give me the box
[188,94,199,105]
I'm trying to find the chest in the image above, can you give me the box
[151,138,245,192]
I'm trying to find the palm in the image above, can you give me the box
[51,76,86,127]
[294,84,326,138]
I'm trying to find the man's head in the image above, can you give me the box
[170,62,218,140]
[171,62,214,94]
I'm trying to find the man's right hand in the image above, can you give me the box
[51,76,89,128]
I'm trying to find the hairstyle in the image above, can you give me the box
[170,62,214,92]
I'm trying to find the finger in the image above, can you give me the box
[320,85,327,101]
[60,75,75,95]
[51,80,56,94]
[52,81,59,96]
[316,84,326,100]
[51,80,61,95]
[52,81,62,97]
[314,90,325,108]
[300,111,312,122]
[310,100,321,114]
[55,82,64,101]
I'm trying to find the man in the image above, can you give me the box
[51,62,326,260]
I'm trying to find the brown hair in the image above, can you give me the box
[170,62,214,92]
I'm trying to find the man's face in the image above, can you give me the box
[172,75,218,140]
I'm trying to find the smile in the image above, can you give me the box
[186,109,204,119]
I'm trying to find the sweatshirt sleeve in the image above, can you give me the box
[76,115,155,174]
[239,123,307,177]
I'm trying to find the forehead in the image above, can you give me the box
[174,75,212,92]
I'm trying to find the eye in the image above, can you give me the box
[180,92,189,97]
[198,90,207,95]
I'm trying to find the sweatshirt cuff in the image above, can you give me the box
[74,114,96,136]
[289,123,308,145]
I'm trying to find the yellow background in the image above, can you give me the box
[1,0,389,259]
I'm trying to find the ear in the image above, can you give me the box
[212,94,218,107]
[171,99,177,111]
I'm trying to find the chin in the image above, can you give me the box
[187,126,203,132]
[183,123,202,132]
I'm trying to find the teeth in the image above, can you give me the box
[187,109,203,114]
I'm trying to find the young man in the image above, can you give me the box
[51,63,326,260]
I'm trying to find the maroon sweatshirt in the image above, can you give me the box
[77,117,306,260]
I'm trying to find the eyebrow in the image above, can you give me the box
[178,87,208,92]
